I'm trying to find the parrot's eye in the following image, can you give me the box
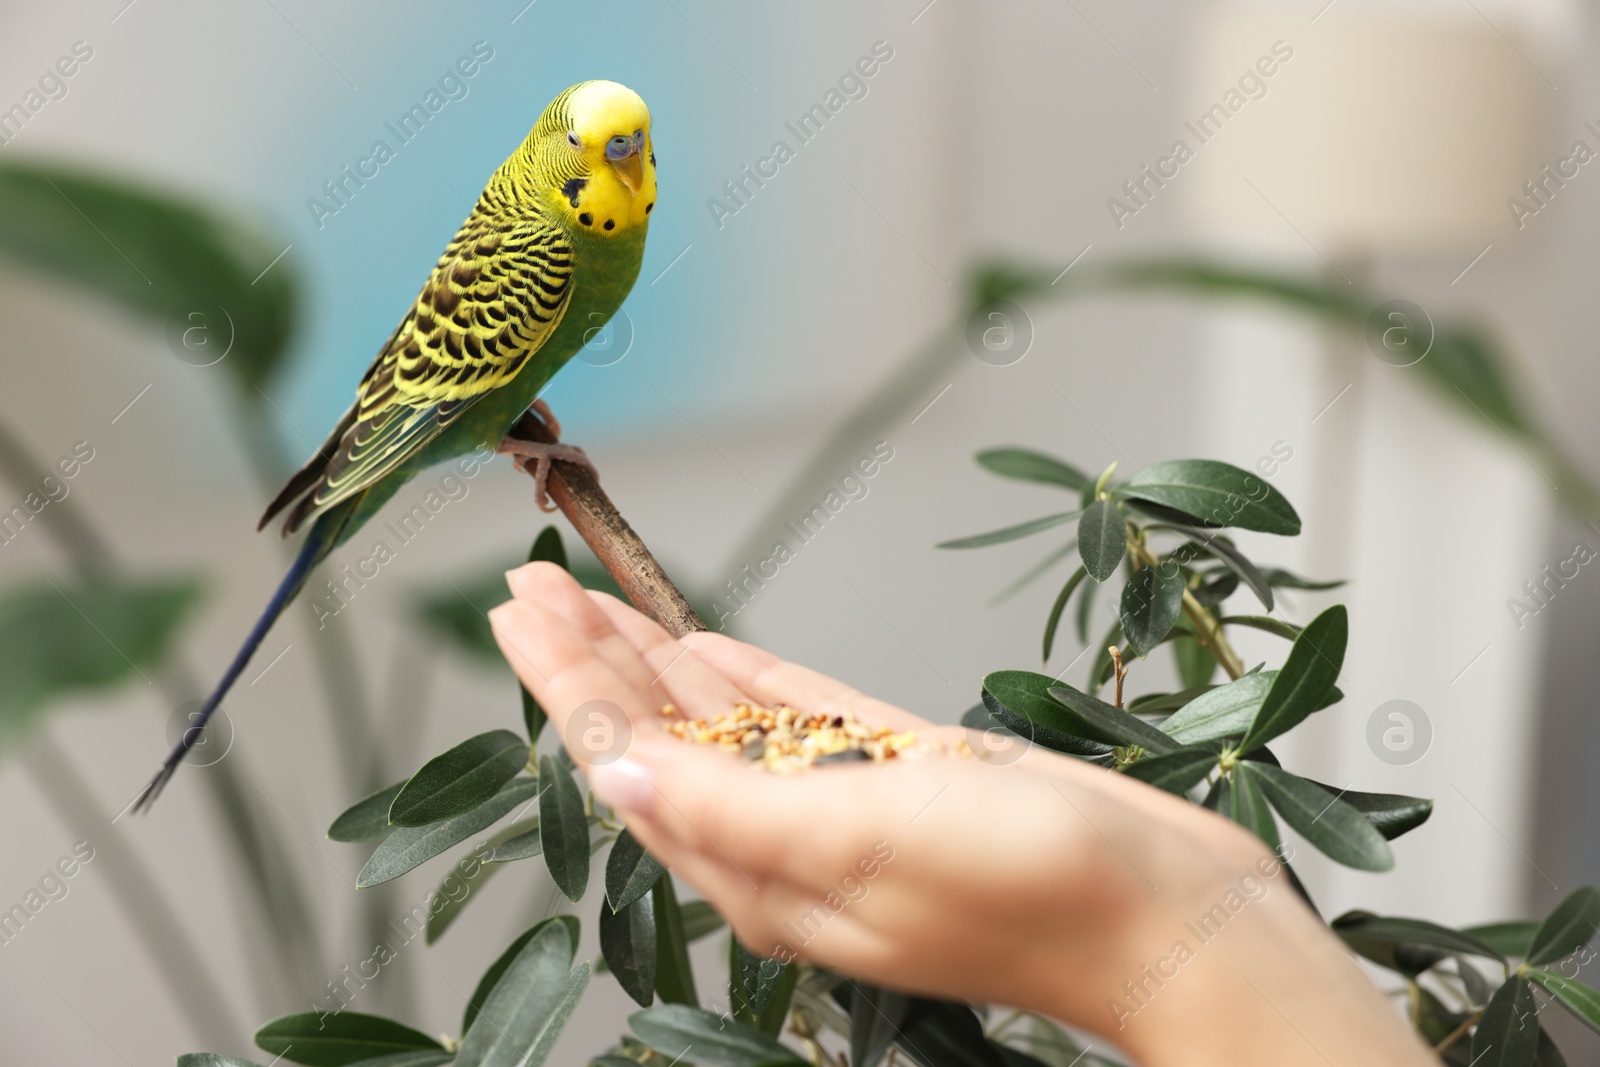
[566,130,580,148]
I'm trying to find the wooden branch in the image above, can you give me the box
[509,411,706,638]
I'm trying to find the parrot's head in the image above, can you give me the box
[533,80,656,237]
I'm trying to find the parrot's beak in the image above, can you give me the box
[610,150,644,196]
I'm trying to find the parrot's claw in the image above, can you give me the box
[496,438,597,512]
[529,398,562,440]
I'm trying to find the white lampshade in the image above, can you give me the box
[1185,3,1554,257]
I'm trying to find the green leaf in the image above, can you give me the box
[601,893,657,1008]
[1119,564,1185,657]
[1121,744,1219,795]
[1116,459,1301,535]
[1044,682,1181,755]
[0,162,299,390]
[357,777,536,887]
[486,825,543,864]
[1075,575,1099,644]
[1536,1028,1568,1067]
[1260,567,1345,591]
[848,982,912,1067]
[1077,500,1125,582]
[1127,683,1216,716]
[255,1012,443,1066]
[337,1053,452,1067]
[390,730,530,827]
[937,510,1081,550]
[1465,922,1540,959]
[1177,533,1273,611]
[680,898,726,943]
[539,754,591,901]
[629,1005,807,1067]
[1309,784,1432,841]
[0,578,202,750]
[455,921,590,1067]
[730,940,790,1026]
[1471,975,1541,1066]
[1331,912,1504,975]
[1160,672,1276,744]
[1203,776,1232,816]
[755,960,797,1037]
[975,448,1090,491]
[989,539,1079,606]
[979,673,1115,758]
[1041,566,1089,663]
[1230,762,1280,852]
[1527,969,1600,1035]
[1250,764,1392,872]
[1528,888,1600,965]
[462,917,580,1037]
[1219,615,1301,641]
[1236,605,1347,753]
[652,874,699,1007]
[1171,636,1218,690]
[426,818,537,943]
[604,830,665,913]
[328,781,406,842]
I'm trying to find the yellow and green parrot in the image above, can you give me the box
[134,80,657,810]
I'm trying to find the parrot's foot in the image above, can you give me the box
[497,437,597,512]
[529,398,562,440]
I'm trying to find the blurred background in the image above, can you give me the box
[2,0,1599,1061]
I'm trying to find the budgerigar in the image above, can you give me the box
[134,80,657,810]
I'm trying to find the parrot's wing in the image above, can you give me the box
[271,214,575,534]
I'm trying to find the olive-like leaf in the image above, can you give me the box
[1235,605,1347,754]
[426,818,537,943]
[255,1012,443,1066]
[328,780,406,842]
[601,893,657,1008]
[1121,744,1219,796]
[1528,887,1600,965]
[1249,763,1392,872]
[1302,782,1432,841]
[607,829,667,912]
[454,921,590,1067]
[1160,672,1275,744]
[390,730,530,827]
[979,673,1116,758]
[1260,567,1346,591]
[937,510,1081,549]
[652,874,700,1007]
[1230,762,1280,853]
[1117,459,1301,535]
[1331,911,1505,974]
[1119,564,1185,657]
[1471,975,1541,1066]
[629,1005,807,1066]
[1044,682,1181,754]
[1042,566,1089,662]
[975,448,1090,490]
[540,754,591,901]
[848,982,912,1067]
[1077,500,1125,582]
[1527,969,1600,1035]
[462,917,580,1037]
[357,777,536,887]
[1465,922,1540,959]
[1219,615,1302,641]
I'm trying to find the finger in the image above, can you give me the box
[506,562,665,701]
[487,598,673,768]
[587,592,754,714]
[683,632,927,732]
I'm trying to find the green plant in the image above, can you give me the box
[171,453,1600,1067]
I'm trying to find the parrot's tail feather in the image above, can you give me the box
[131,525,332,814]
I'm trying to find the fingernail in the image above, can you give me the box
[589,758,656,818]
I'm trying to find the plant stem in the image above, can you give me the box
[1128,538,1244,680]
[27,734,243,1049]
[1432,1008,1484,1055]
[509,411,705,637]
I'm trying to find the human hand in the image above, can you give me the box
[490,562,1433,1067]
